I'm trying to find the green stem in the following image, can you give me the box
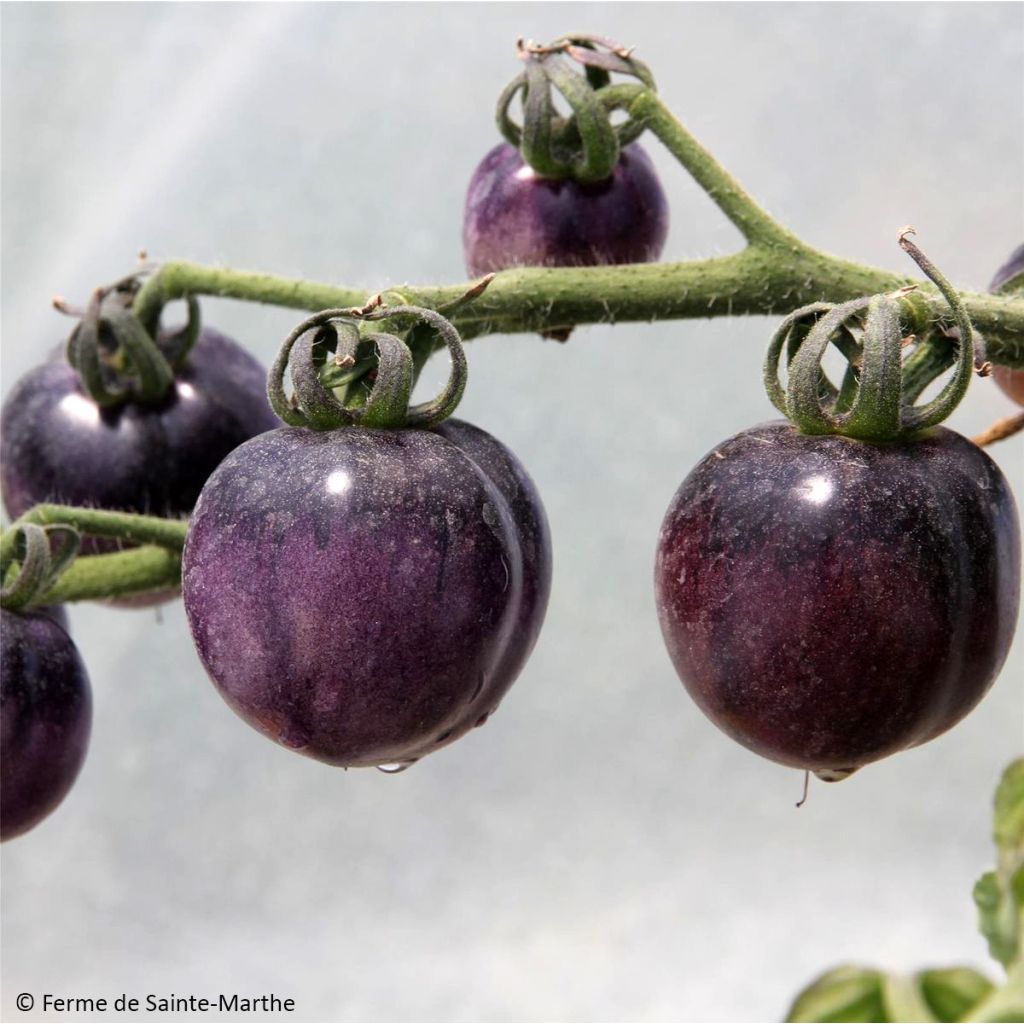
[0,505,188,567]
[39,546,182,604]
[133,252,1024,367]
[635,90,800,248]
[133,264,367,335]
[128,88,1024,365]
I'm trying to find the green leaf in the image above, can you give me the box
[993,760,1024,857]
[917,968,994,1022]
[786,966,888,1023]
[974,871,1018,968]
[975,760,1024,970]
[880,974,938,1022]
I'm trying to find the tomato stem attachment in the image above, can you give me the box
[764,231,983,442]
[61,272,203,408]
[496,34,654,184]
[0,523,80,611]
[268,303,468,431]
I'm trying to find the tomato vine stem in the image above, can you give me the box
[23,89,1024,605]
[131,253,1024,363]
[0,505,187,566]
[127,86,1023,363]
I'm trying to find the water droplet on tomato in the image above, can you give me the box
[377,760,416,774]
[278,724,310,750]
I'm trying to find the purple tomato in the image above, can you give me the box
[990,243,1024,406]
[654,422,1020,778]
[1,608,92,840]
[1,326,280,551]
[463,142,669,276]
[182,420,551,768]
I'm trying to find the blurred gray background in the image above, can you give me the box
[2,3,1022,1021]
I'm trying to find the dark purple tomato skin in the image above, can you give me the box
[654,422,1020,775]
[990,243,1024,292]
[182,420,551,768]
[0,327,280,551]
[1,608,92,841]
[989,243,1024,406]
[463,142,669,277]
[993,365,1024,407]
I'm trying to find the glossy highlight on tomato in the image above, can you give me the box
[183,419,551,768]
[0,327,280,547]
[654,422,1020,778]
[463,142,669,276]
[1,608,92,841]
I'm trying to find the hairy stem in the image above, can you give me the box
[40,546,182,604]
[132,251,1024,365]
[0,505,188,568]
[128,86,1024,365]
[635,91,800,247]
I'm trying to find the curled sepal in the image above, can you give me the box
[779,298,872,436]
[357,306,468,428]
[290,326,358,430]
[67,311,128,408]
[519,59,565,179]
[268,304,465,431]
[357,334,415,428]
[0,523,80,612]
[765,232,980,442]
[104,306,175,404]
[156,295,202,369]
[540,54,619,184]
[763,302,844,417]
[496,34,655,184]
[63,277,177,407]
[897,230,977,435]
[840,295,904,441]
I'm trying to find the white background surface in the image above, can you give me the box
[2,3,1023,1021]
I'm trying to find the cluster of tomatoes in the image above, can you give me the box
[2,95,1022,842]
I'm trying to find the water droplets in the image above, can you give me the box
[377,759,417,774]
[278,724,311,751]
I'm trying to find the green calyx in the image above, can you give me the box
[63,273,200,408]
[268,299,469,431]
[496,34,655,184]
[764,230,984,443]
[0,522,80,612]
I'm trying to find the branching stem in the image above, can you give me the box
[129,90,1024,363]
[0,506,187,567]
[17,85,1024,606]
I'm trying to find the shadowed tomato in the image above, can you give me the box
[654,422,1020,778]
[1,608,92,840]
[1,327,280,549]
[990,243,1024,406]
[463,142,668,276]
